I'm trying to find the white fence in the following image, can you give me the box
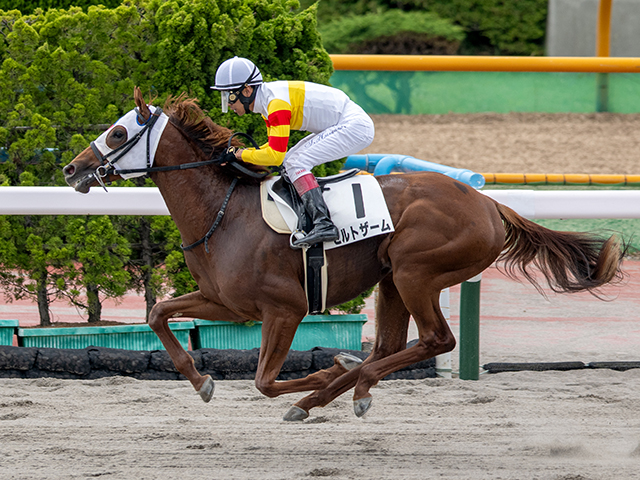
[2,187,640,219]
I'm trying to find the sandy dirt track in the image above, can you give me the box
[364,112,640,174]
[2,113,640,480]
[1,372,640,480]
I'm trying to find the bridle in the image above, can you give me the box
[90,107,164,191]
[89,107,270,253]
[90,108,268,186]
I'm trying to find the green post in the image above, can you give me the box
[459,273,481,380]
[596,72,609,112]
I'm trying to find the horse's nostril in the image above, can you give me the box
[63,164,75,176]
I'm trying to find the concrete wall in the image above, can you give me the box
[547,0,640,56]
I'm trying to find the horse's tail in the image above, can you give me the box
[494,201,627,295]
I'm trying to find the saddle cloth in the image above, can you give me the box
[260,173,394,250]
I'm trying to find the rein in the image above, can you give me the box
[92,116,268,180]
[181,177,238,253]
[90,110,270,253]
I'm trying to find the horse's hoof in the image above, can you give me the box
[336,352,363,371]
[283,405,309,422]
[197,375,215,403]
[353,396,372,417]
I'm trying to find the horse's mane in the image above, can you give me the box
[162,94,271,182]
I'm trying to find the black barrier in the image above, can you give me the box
[483,361,640,373]
[0,345,436,381]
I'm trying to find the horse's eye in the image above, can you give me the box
[106,126,128,149]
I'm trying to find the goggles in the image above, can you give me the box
[221,89,242,113]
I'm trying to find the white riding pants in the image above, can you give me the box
[284,101,375,183]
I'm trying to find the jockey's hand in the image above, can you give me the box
[220,147,238,165]
[235,148,244,160]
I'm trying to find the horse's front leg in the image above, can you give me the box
[148,290,246,401]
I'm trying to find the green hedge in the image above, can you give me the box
[0,0,123,13]
[12,0,550,56]
[301,0,548,56]
[319,10,464,55]
[413,0,547,55]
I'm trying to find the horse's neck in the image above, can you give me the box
[151,126,235,246]
[155,171,229,229]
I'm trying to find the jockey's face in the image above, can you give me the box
[229,85,254,116]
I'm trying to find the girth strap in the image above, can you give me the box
[305,243,326,314]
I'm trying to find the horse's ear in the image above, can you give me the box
[133,86,151,120]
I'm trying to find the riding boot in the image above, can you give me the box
[292,187,339,246]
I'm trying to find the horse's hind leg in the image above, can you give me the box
[254,312,363,401]
[286,274,411,419]
[351,275,456,416]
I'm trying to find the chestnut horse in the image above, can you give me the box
[63,88,625,420]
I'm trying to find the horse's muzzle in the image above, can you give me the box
[63,164,95,194]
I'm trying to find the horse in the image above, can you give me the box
[63,87,626,421]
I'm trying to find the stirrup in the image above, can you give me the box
[290,230,307,249]
[292,227,338,247]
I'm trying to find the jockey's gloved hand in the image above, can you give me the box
[220,146,238,164]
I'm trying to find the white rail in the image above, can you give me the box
[483,190,640,219]
[0,187,170,216]
[1,187,640,219]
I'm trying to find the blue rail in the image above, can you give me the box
[344,154,485,189]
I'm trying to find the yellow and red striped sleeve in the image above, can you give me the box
[241,99,291,166]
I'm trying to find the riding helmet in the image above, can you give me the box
[211,57,263,112]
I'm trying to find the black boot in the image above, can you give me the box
[293,187,339,246]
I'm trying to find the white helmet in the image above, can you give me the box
[211,57,263,112]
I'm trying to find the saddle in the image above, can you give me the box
[267,169,360,314]
[269,168,361,236]
[261,169,394,314]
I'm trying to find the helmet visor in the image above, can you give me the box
[221,90,229,113]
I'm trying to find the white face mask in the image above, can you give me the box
[92,106,169,178]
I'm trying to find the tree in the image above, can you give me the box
[161,217,198,298]
[0,1,354,324]
[0,5,148,324]
[64,216,131,323]
[0,209,75,326]
[112,178,178,321]
[0,0,124,14]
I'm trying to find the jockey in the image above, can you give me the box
[211,56,375,247]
